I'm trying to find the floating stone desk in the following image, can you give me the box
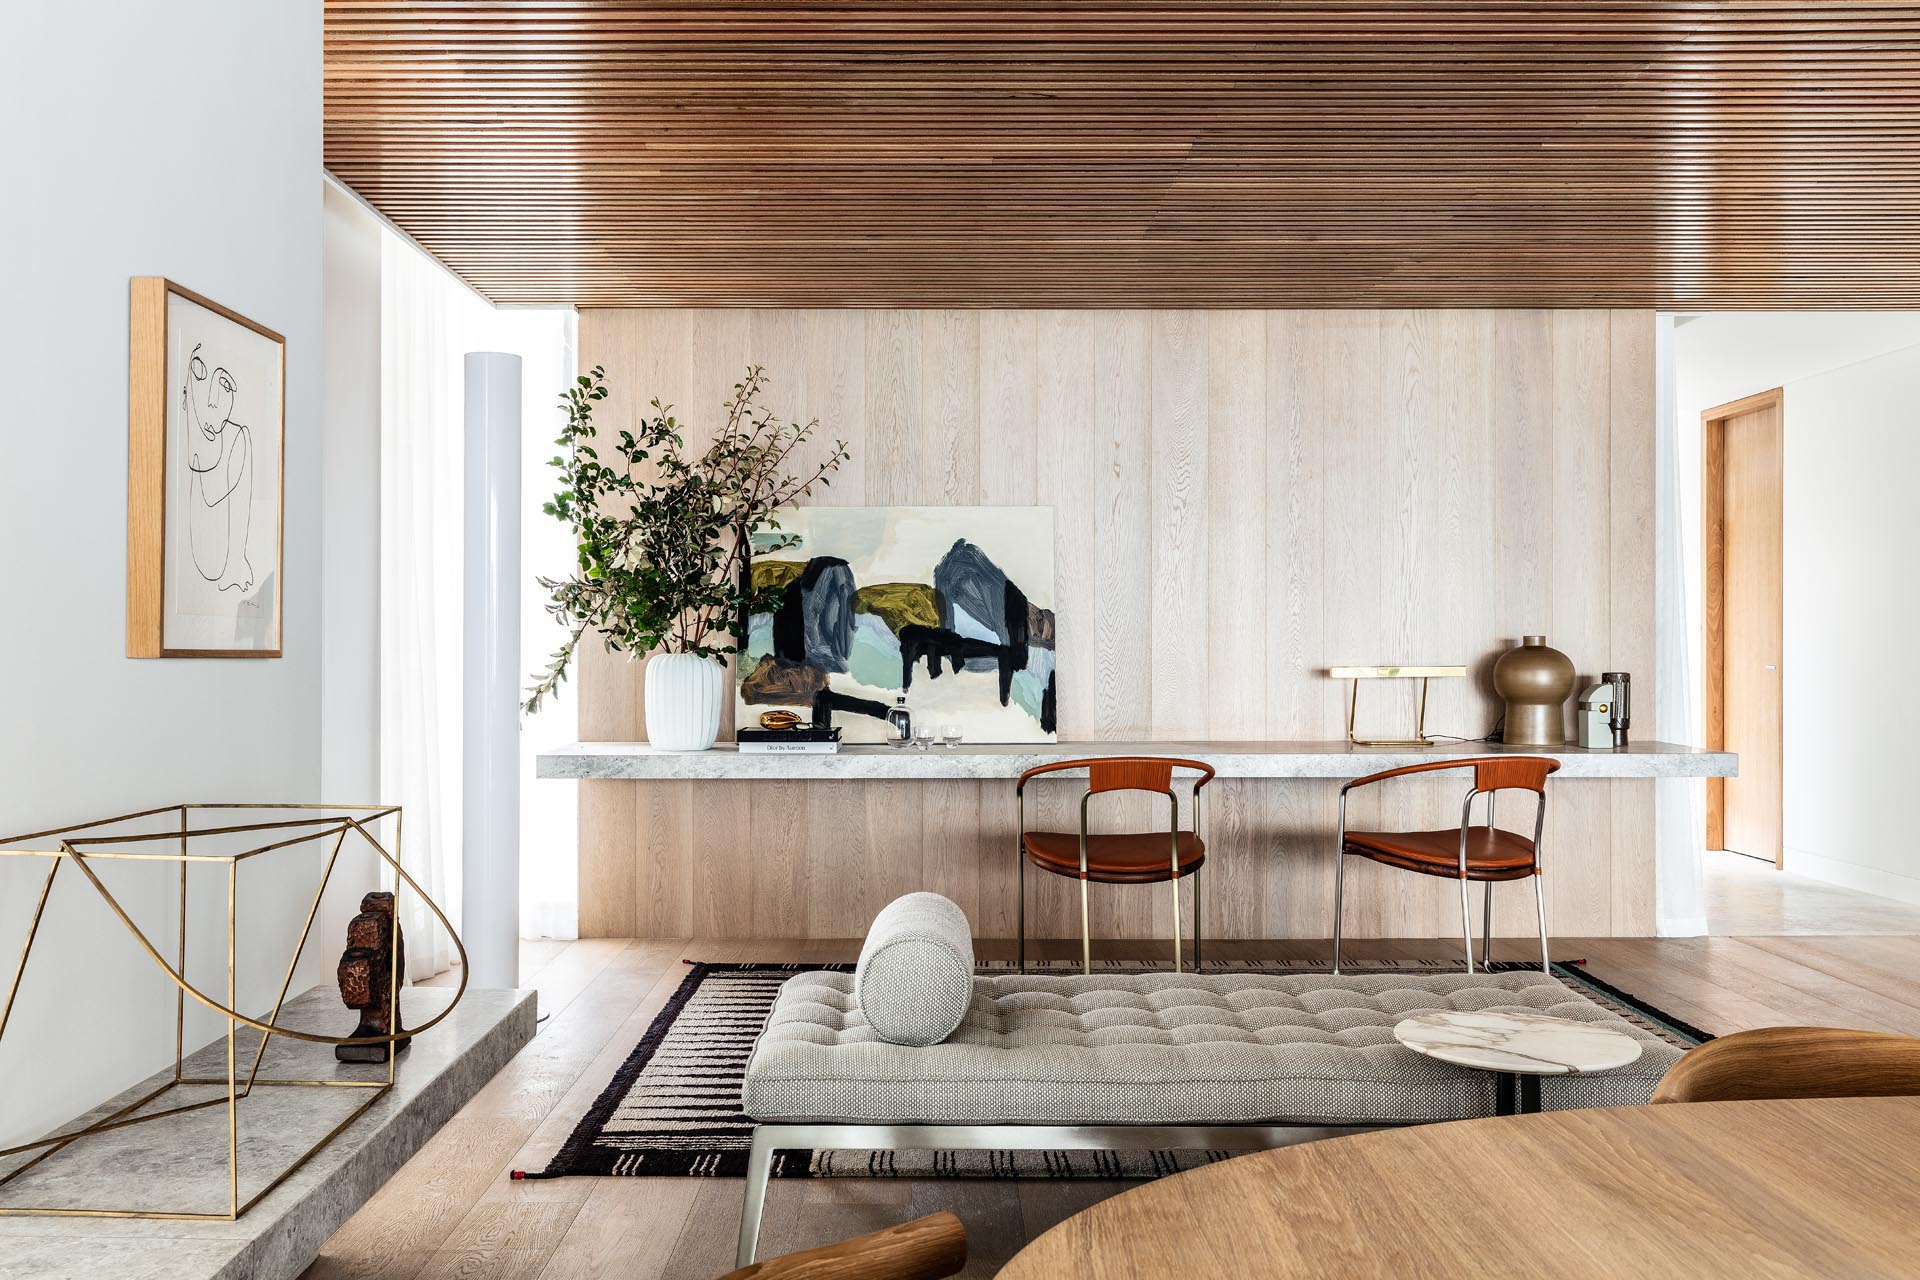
[540,740,1733,940]
[539,739,1736,782]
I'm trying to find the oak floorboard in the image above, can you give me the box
[535,1179,703,1280]
[1730,935,1920,1024]
[412,1177,594,1280]
[1638,937,1920,1036]
[660,1181,753,1280]
[1575,937,1825,1034]
[303,1117,537,1279]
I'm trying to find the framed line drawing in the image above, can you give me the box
[128,278,285,657]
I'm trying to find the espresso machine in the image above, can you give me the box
[1576,672,1631,749]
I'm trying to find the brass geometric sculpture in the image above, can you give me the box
[0,803,466,1220]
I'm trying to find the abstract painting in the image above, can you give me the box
[128,278,285,657]
[737,506,1057,742]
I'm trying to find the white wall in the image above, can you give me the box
[0,3,345,1149]
[319,184,386,949]
[1673,314,1920,903]
[1673,314,1920,743]
[1780,345,1920,902]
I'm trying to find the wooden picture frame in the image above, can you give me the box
[128,278,286,657]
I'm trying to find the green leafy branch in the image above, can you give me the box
[524,365,850,714]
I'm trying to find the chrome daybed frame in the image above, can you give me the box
[736,1120,1369,1266]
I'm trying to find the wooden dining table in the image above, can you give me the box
[996,1096,1920,1278]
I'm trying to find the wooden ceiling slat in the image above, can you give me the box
[322,1,1920,307]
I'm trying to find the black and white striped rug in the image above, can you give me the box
[523,959,1707,1181]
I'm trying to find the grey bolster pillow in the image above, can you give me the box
[855,892,976,1047]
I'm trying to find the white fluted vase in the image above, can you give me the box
[644,653,725,751]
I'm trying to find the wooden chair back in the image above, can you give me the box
[716,1211,966,1280]
[1017,756,1217,796]
[1340,755,1560,798]
[1470,756,1559,795]
[1652,1026,1920,1105]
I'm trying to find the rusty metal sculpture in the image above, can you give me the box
[336,891,410,1064]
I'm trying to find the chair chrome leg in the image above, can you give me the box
[1170,873,1183,974]
[1079,874,1091,975]
[737,1125,777,1267]
[1458,875,1476,974]
[1193,863,1203,973]
[1483,792,1497,969]
[1331,853,1346,975]
[1017,849,1027,974]
[1534,871,1550,975]
[1482,881,1495,969]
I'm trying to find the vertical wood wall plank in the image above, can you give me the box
[1205,313,1267,739]
[1149,310,1210,738]
[1036,312,1098,741]
[979,311,1040,506]
[864,312,920,507]
[1092,312,1154,740]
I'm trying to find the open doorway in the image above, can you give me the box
[1702,388,1783,867]
[1675,313,1920,931]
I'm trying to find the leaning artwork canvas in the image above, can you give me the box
[737,506,1057,742]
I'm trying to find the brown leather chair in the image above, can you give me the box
[1332,756,1561,975]
[1016,756,1216,974]
[1651,1026,1920,1105]
[716,1211,965,1279]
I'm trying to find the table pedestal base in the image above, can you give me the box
[1494,1071,1543,1115]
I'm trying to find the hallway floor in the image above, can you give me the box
[1707,849,1920,935]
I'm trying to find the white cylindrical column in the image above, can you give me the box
[463,351,522,989]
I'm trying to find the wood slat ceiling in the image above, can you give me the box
[324,2,1920,308]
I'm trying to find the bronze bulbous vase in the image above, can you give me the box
[1493,635,1575,746]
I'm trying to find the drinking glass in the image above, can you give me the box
[941,724,963,748]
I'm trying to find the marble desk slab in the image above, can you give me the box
[539,738,1737,782]
[0,984,536,1280]
[1394,1009,1645,1075]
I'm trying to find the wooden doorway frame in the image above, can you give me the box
[1702,386,1784,863]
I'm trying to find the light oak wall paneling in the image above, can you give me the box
[576,308,1658,940]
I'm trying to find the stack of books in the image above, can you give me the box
[736,727,842,754]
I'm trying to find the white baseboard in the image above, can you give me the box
[1785,846,1920,908]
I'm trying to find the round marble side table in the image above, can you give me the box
[1394,1009,1644,1114]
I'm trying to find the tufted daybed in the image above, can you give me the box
[735,965,1684,1264]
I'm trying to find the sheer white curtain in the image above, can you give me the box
[380,235,477,978]
[379,230,576,979]
[1654,315,1709,936]
[504,309,580,941]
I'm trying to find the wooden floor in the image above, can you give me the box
[305,869,1920,1280]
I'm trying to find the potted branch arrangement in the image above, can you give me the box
[525,365,849,751]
